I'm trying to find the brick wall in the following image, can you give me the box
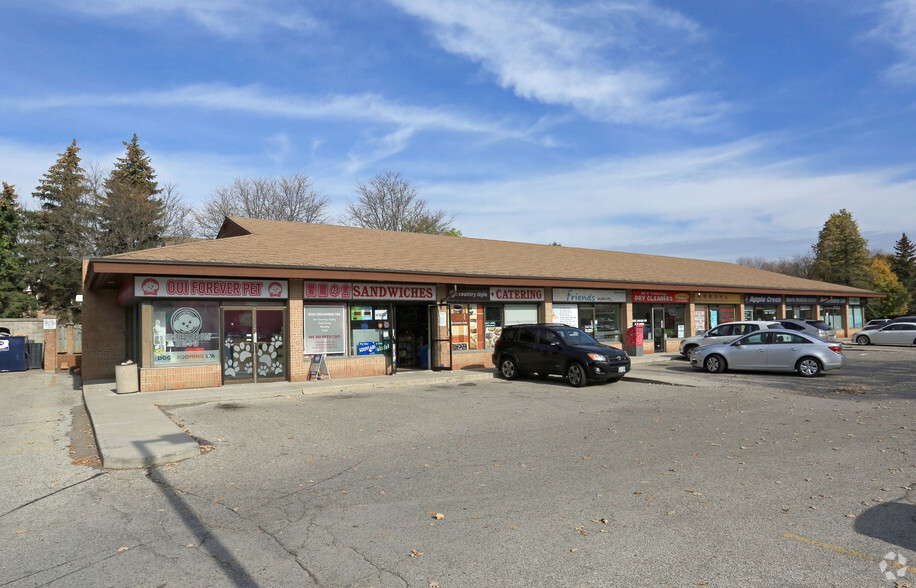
[451,350,491,370]
[140,364,222,392]
[81,287,126,380]
[292,354,390,381]
[288,280,306,381]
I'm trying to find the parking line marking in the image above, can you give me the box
[783,533,911,573]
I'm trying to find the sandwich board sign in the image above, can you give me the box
[307,354,331,381]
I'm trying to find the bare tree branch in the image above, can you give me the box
[194,173,330,237]
[342,171,457,234]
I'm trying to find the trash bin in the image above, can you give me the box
[0,336,28,372]
[115,363,139,394]
[419,344,429,369]
[624,326,644,357]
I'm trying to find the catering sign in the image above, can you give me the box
[134,277,288,299]
[489,287,545,301]
[632,290,689,304]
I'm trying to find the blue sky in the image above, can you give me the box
[2,0,915,262]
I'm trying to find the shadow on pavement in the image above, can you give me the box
[854,500,916,553]
[146,466,260,587]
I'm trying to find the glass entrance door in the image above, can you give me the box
[578,307,596,336]
[651,306,666,351]
[222,308,286,384]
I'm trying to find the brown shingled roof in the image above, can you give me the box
[90,216,878,297]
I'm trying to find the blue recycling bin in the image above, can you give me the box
[419,344,429,369]
[0,336,28,372]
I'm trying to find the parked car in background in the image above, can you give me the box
[888,315,916,324]
[679,321,780,357]
[864,319,892,330]
[492,323,631,387]
[854,322,916,346]
[690,329,845,377]
[775,318,837,341]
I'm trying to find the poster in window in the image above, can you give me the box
[152,301,220,365]
[304,305,346,354]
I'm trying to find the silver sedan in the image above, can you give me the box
[854,322,916,346]
[690,329,845,377]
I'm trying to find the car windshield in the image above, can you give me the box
[555,327,599,346]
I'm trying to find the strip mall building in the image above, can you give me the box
[81,217,880,392]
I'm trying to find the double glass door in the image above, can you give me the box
[222,307,286,384]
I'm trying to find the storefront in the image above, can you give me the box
[128,276,290,385]
[785,295,817,320]
[81,216,882,392]
[820,297,846,331]
[551,288,625,343]
[693,292,741,332]
[632,290,689,351]
[744,294,782,321]
[303,281,437,370]
[449,286,543,353]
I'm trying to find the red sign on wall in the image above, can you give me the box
[631,290,689,304]
[133,276,288,299]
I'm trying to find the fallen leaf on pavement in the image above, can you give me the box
[410,549,424,557]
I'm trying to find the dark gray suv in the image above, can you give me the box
[491,323,631,387]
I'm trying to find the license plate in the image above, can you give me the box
[617,366,626,373]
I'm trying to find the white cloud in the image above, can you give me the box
[870,0,916,82]
[10,84,534,143]
[387,0,726,126]
[6,84,545,173]
[424,141,916,260]
[56,0,316,37]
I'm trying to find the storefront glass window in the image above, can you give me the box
[592,304,621,343]
[484,305,502,348]
[820,306,843,330]
[848,305,864,329]
[786,305,814,319]
[504,304,538,326]
[633,304,687,340]
[746,306,778,321]
[349,305,392,355]
[152,301,220,365]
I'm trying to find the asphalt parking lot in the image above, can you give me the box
[2,347,914,587]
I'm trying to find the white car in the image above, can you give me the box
[854,322,916,346]
[679,321,780,357]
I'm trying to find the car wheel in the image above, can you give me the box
[703,355,726,373]
[566,362,587,387]
[855,335,870,345]
[682,345,697,358]
[499,357,519,380]
[797,357,822,377]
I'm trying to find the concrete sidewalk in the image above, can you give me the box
[83,352,679,469]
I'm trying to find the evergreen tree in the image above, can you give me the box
[810,209,871,288]
[891,232,916,310]
[27,139,92,321]
[0,183,35,317]
[866,257,909,319]
[96,134,165,255]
